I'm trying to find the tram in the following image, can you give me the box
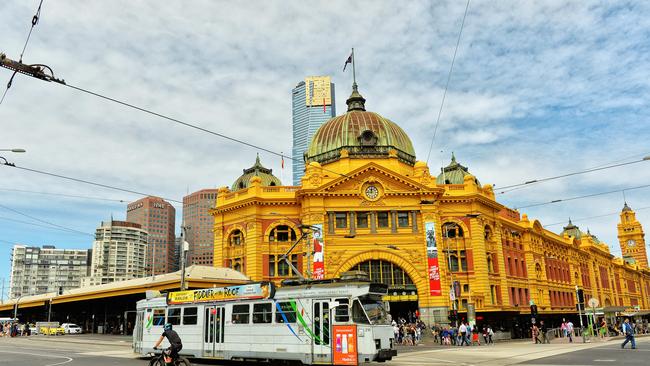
[133,277,397,365]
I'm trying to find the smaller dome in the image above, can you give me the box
[561,219,585,239]
[436,153,480,185]
[623,202,632,212]
[231,154,281,190]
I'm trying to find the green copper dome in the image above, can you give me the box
[304,84,416,166]
[232,154,282,190]
[436,153,479,185]
[561,219,585,239]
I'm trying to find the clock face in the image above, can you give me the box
[365,185,379,200]
[627,239,636,247]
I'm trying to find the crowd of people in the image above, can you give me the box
[0,322,31,337]
[391,317,427,346]
[430,322,495,346]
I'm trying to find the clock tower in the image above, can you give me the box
[617,203,647,268]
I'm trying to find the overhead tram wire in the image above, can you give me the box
[0,0,44,106]
[496,156,650,194]
[0,187,127,203]
[543,205,650,228]
[514,183,650,210]
[0,164,182,204]
[0,215,96,236]
[0,202,93,237]
[425,0,471,164]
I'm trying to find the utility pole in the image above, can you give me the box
[180,225,190,291]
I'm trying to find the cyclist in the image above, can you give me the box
[153,323,183,364]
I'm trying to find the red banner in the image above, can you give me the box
[428,257,441,296]
[312,224,325,279]
[333,325,357,365]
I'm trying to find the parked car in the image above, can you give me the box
[61,323,82,334]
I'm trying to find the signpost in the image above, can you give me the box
[588,298,599,337]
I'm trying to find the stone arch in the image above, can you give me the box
[263,220,300,243]
[224,224,246,245]
[442,219,469,238]
[334,250,428,297]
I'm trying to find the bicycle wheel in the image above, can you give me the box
[175,356,191,366]
[149,357,165,366]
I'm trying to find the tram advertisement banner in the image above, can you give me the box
[167,282,273,305]
[312,224,325,280]
[332,325,358,365]
[425,221,442,296]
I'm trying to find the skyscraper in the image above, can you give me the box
[291,76,335,185]
[126,196,176,275]
[182,189,218,266]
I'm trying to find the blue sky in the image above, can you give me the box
[1,1,649,298]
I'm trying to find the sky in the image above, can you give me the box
[1,1,649,298]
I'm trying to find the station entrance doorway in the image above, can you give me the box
[350,259,419,322]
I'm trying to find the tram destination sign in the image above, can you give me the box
[167,282,274,305]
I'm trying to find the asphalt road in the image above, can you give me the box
[521,337,650,366]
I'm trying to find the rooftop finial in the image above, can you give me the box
[344,48,366,112]
[451,152,457,163]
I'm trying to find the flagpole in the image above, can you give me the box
[351,48,356,85]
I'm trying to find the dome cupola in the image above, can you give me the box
[231,154,281,190]
[436,153,479,185]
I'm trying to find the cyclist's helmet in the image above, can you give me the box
[164,323,172,331]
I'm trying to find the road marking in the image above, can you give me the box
[593,360,616,362]
[77,350,139,358]
[0,349,73,366]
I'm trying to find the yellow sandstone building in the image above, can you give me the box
[211,84,650,328]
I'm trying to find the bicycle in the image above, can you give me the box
[149,347,191,366]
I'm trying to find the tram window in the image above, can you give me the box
[183,307,198,325]
[335,298,350,322]
[275,302,297,323]
[352,300,370,324]
[167,308,181,325]
[153,308,165,326]
[253,303,273,324]
[232,304,250,324]
[322,302,330,345]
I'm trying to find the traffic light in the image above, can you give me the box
[530,304,538,317]
[448,310,458,321]
[576,288,585,304]
[58,286,63,295]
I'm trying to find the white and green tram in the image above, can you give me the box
[133,279,397,365]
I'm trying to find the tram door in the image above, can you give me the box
[203,306,225,357]
[312,300,331,364]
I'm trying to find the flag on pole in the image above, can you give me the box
[343,53,353,71]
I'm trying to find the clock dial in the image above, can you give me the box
[627,239,636,247]
[365,185,379,200]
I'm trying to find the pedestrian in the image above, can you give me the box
[566,320,574,343]
[532,323,540,344]
[561,318,567,338]
[459,322,467,346]
[621,318,636,349]
[539,320,549,344]
[599,319,607,338]
[487,325,494,345]
[482,326,488,345]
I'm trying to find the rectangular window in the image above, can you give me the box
[167,308,181,325]
[232,304,250,324]
[183,307,198,325]
[275,302,297,323]
[356,212,369,228]
[153,308,165,326]
[335,212,347,228]
[377,212,389,228]
[253,303,273,324]
[397,212,409,227]
[335,298,350,322]
[269,255,276,277]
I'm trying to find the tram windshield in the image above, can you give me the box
[359,296,391,325]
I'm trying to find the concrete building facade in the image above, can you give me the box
[291,76,336,185]
[82,220,148,286]
[9,245,91,298]
[126,196,176,275]
[182,189,218,266]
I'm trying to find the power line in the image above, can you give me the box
[514,183,650,210]
[426,0,471,164]
[0,215,94,236]
[496,156,650,194]
[0,187,127,203]
[0,202,93,237]
[543,205,650,228]
[1,164,182,204]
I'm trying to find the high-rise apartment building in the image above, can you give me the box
[9,245,91,298]
[182,189,218,266]
[291,76,336,185]
[82,220,148,286]
[126,196,176,275]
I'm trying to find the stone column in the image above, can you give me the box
[391,210,397,233]
[328,212,335,235]
[411,211,419,233]
[349,212,356,236]
[370,212,377,233]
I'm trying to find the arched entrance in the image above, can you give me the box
[350,259,418,322]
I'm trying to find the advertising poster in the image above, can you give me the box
[167,283,273,305]
[425,221,442,296]
[312,224,325,280]
[333,325,358,366]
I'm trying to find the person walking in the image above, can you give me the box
[621,318,636,349]
[487,325,494,345]
[539,320,549,344]
[561,318,568,338]
[566,320,574,343]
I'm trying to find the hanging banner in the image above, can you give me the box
[312,224,325,280]
[425,221,442,296]
[333,325,358,365]
[166,282,274,305]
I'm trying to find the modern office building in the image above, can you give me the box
[182,189,218,266]
[291,76,336,185]
[82,220,148,286]
[126,196,176,275]
[9,245,91,298]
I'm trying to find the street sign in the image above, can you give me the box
[588,298,599,308]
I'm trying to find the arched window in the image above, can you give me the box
[351,260,414,288]
[535,263,542,280]
[238,182,245,189]
[269,225,297,242]
[269,182,276,186]
[484,225,493,241]
[442,222,464,238]
[229,229,244,246]
[233,261,242,272]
